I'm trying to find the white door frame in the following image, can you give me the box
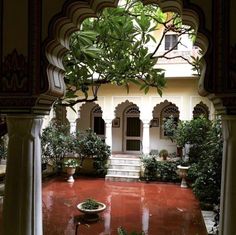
[123,105,142,154]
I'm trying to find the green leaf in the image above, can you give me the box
[144,86,149,94]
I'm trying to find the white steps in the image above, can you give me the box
[105,155,141,182]
[202,210,218,234]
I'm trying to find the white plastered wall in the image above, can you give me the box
[43,79,214,155]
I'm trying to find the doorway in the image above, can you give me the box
[123,105,142,153]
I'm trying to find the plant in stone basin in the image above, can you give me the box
[81,198,100,210]
[117,227,145,235]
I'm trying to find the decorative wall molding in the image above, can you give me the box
[229,44,236,89]
[0,97,37,108]
[0,0,2,74]
[1,50,29,94]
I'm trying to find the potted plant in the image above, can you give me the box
[41,123,75,173]
[159,149,168,161]
[63,158,79,182]
[77,198,106,221]
[75,129,110,176]
[177,165,190,188]
[117,227,145,235]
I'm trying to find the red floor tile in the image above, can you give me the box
[42,177,207,235]
[0,177,207,235]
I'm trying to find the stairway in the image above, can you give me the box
[105,154,141,182]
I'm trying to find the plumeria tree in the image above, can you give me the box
[61,0,200,108]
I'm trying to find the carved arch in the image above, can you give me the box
[114,100,140,117]
[44,0,211,99]
[193,101,209,119]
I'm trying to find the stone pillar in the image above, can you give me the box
[142,121,150,154]
[219,115,236,235]
[3,115,43,235]
[105,119,112,150]
[69,121,76,133]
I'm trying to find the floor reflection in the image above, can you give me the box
[0,177,207,235]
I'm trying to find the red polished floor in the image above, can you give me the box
[0,177,207,235]
[41,177,207,235]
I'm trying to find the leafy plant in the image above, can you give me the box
[156,160,182,182]
[76,129,111,176]
[190,119,223,205]
[159,149,168,160]
[61,0,196,107]
[117,227,145,235]
[0,136,7,160]
[164,116,211,163]
[165,117,223,205]
[41,123,76,171]
[81,198,100,210]
[141,155,158,181]
[63,158,79,168]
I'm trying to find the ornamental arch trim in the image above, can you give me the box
[193,101,209,119]
[44,0,211,98]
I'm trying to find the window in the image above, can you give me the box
[161,104,179,137]
[165,34,178,50]
[93,116,105,135]
[91,106,105,138]
[193,102,209,119]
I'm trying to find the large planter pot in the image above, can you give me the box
[77,202,106,222]
[177,165,190,188]
[66,167,76,183]
[79,158,96,175]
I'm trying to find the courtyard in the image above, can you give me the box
[0,176,207,235]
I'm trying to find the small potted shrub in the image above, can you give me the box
[76,129,110,176]
[77,198,106,221]
[117,227,145,235]
[159,149,168,161]
[64,158,79,182]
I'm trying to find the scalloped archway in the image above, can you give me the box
[44,0,211,101]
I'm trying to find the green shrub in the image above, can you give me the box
[159,149,168,160]
[156,160,181,182]
[41,123,74,171]
[76,129,110,176]
[141,155,158,181]
[63,158,79,168]
[0,136,7,160]
[141,155,181,182]
[117,227,145,235]
[161,116,223,206]
[191,120,222,205]
[81,198,100,210]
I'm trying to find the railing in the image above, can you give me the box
[155,49,199,64]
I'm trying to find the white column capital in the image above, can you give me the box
[141,119,151,125]
[104,119,113,125]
